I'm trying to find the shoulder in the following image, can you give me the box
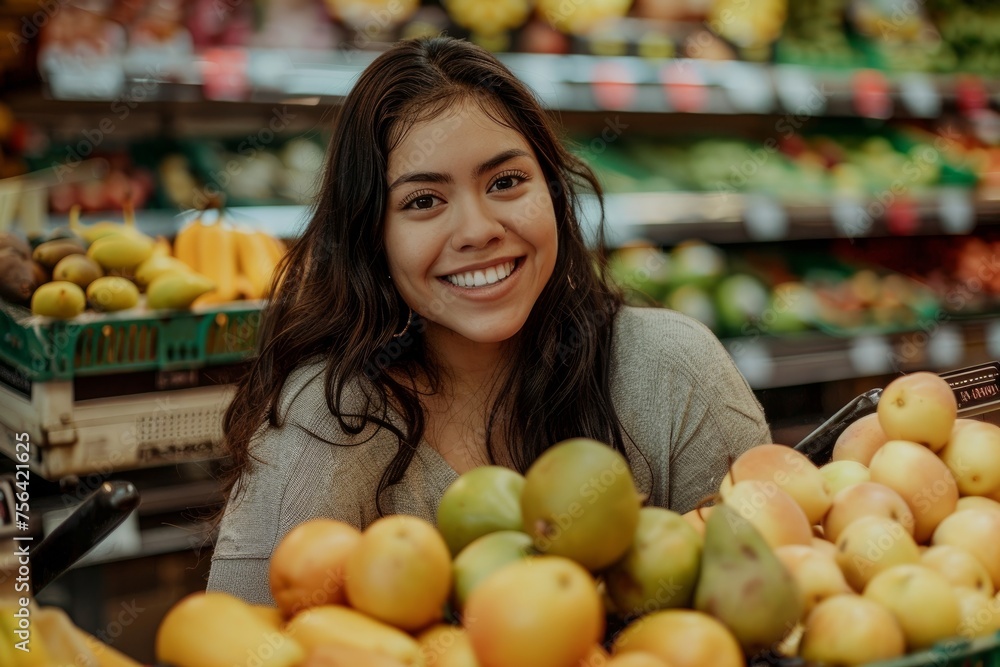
[612,305,731,373]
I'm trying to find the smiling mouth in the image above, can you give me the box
[440,257,524,288]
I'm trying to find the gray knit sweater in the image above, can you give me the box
[206,306,771,605]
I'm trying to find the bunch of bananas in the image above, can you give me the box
[173,211,287,306]
[1,205,287,320]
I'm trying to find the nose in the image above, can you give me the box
[451,197,505,251]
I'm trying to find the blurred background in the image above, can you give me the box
[1,0,1000,658]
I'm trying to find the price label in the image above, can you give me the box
[938,187,976,234]
[201,47,249,101]
[928,325,963,369]
[899,72,941,118]
[590,60,638,110]
[832,196,870,238]
[852,69,892,119]
[743,194,788,241]
[726,339,774,389]
[774,65,827,115]
[660,61,707,113]
[717,61,775,113]
[849,335,893,376]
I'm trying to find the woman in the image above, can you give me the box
[207,36,770,606]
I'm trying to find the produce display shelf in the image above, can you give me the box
[37,189,1000,251]
[31,49,1000,117]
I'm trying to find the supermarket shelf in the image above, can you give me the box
[41,189,1000,245]
[32,49,1000,117]
[726,316,1000,390]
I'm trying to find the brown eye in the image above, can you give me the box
[413,195,435,209]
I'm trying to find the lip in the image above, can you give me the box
[437,257,525,300]
[438,256,522,277]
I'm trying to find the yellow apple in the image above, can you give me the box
[775,545,853,616]
[932,509,1000,590]
[921,545,994,596]
[721,479,813,549]
[939,421,1000,497]
[868,440,958,543]
[719,444,832,524]
[835,516,921,592]
[877,372,957,452]
[956,496,1000,516]
[823,482,915,545]
[954,587,1000,639]
[863,564,961,651]
[799,595,905,666]
[832,413,889,466]
[820,461,871,497]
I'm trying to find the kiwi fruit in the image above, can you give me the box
[0,249,38,304]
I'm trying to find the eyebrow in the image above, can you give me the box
[388,148,531,191]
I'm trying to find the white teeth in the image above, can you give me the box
[445,260,517,288]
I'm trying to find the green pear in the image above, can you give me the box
[694,503,803,656]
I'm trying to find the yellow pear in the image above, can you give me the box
[156,592,305,667]
[721,479,813,549]
[939,421,1000,497]
[868,440,958,543]
[823,482,915,545]
[877,371,957,452]
[820,460,870,497]
[720,444,832,524]
[932,509,1000,590]
[835,516,921,592]
[774,545,853,616]
[832,413,888,465]
[921,545,994,595]
[954,587,1000,639]
[799,595,905,666]
[863,564,961,651]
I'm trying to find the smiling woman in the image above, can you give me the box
[206,36,771,606]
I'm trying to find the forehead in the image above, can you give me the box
[386,99,535,179]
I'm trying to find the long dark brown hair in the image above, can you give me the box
[220,36,633,515]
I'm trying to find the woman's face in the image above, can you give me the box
[383,99,558,346]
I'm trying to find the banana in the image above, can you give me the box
[32,239,85,270]
[0,601,52,666]
[31,281,86,319]
[86,276,140,312]
[87,233,155,271]
[146,271,215,310]
[172,218,202,271]
[197,217,238,301]
[235,228,279,299]
[134,255,192,288]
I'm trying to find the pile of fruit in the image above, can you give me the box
[154,370,1000,667]
[0,601,141,667]
[0,205,286,319]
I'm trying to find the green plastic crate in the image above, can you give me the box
[865,633,1000,667]
[0,300,262,382]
